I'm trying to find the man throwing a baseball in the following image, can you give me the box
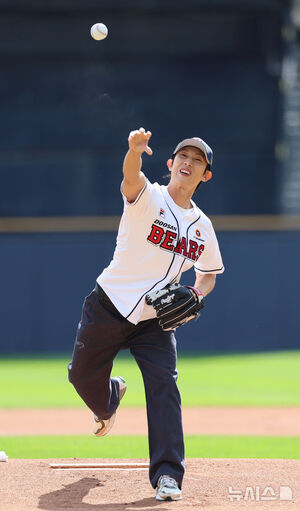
[68,128,224,501]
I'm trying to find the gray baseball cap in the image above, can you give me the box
[173,137,213,166]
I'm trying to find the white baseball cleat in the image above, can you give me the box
[94,376,127,437]
[156,475,182,501]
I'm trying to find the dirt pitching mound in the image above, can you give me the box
[1,458,299,510]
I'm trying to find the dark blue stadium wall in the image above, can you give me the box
[0,2,285,217]
[0,230,299,354]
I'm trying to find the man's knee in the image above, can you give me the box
[68,361,87,390]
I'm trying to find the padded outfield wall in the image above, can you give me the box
[0,227,299,354]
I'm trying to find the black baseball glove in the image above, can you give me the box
[145,283,204,331]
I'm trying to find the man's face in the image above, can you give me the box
[169,146,209,189]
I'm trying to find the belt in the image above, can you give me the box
[94,282,123,318]
[95,282,106,299]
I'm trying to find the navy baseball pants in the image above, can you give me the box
[68,285,185,489]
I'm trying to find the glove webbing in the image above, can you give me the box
[157,296,194,318]
[159,302,200,328]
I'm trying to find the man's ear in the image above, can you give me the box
[204,170,212,181]
[166,159,173,170]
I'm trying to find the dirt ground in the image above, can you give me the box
[1,406,300,436]
[0,458,299,510]
[0,407,299,510]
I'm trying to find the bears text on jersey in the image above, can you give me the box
[147,223,205,262]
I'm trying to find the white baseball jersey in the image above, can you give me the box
[97,179,224,324]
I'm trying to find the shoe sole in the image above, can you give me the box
[94,376,126,437]
[94,414,116,436]
[156,494,182,501]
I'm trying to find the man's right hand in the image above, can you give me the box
[122,128,152,203]
[128,127,153,156]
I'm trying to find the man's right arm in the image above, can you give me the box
[122,127,152,203]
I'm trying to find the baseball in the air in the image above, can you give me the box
[90,23,108,41]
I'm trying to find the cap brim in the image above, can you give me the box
[173,138,213,165]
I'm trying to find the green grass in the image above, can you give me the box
[0,351,300,407]
[1,435,300,459]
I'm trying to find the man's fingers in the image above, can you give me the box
[128,128,152,155]
[128,130,140,139]
[129,128,151,136]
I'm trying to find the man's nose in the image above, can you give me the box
[184,159,192,166]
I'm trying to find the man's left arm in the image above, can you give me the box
[193,273,216,298]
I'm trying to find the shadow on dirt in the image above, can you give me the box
[38,477,165,510]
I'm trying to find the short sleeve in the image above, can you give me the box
[120,178,155,214]
[194,223,224,274]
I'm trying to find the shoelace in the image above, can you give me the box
[160,476,178,489]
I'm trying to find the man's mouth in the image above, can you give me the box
[179,168,192,176]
